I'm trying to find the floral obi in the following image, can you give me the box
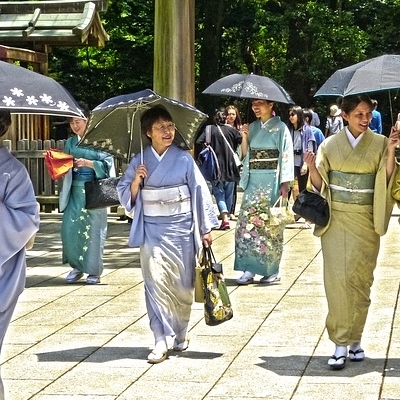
[329,171,375,205]
[142,184,191,216]
[249,148,279,170]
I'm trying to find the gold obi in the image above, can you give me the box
[329,171,375,205]
[249,148,279,170]
[142,184,191,216]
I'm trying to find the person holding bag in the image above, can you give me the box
[117,105,218,364]
[304,94,399,370]
[234,99,294,285]
[60,103,116,285]
[196,110,242,230]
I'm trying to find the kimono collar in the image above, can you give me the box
[150,145,170,161]
[345,126,364,149]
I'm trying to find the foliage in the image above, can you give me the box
[50,0,154,108]
[48,0,400,123]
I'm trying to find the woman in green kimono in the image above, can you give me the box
[234,99,294,285]
[304,94,399,370]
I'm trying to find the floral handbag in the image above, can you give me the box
[269,196,296,226]
[198,246,233,326]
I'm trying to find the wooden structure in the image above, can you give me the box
[0,0,109,209]
[0,1,109,146]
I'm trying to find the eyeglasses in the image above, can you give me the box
[153,122,176,132]
[289,113,296,117]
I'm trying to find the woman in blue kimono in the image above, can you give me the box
[0,111,40,399]
[60,104,115,285]
[235,99,294,285]
[117,105,218,364]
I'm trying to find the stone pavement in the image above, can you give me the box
[2,206,400,400]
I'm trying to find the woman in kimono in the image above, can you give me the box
[0,111,40,399]
[304,94,399,370]
[117,105,218,364]
[60,104,115,285]
[235,99,294,285]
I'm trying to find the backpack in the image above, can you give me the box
[197,125,221,181]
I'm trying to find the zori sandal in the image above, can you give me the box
[147,349,167,364]
[328,355,347,370]
[349,348,365,362]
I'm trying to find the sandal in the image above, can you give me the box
[349,348,365,362]
[173,337,190,352]
[328,355,346,370]
[147,349,167,364]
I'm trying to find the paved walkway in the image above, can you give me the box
[2,206,400,400]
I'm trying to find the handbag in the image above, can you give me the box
[43,149,74,180]
[84,177,121,209]
[199,246,233,326]
[197,126,221,181]
[216,125,242,167]
[269,196,296,226]
[292,189,330,227]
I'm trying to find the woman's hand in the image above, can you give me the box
[202,232,213,248]
[387,126,400,152]
[74,158,93,169]
[303,150,316,170]
[130,164,147,202]
[241,123,249,137]
[133,164,147,185]
[279,182,289,198]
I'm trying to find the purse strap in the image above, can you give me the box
[216,125,236,157]
[272,196,288,208]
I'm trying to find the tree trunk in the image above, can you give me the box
[154,0,195,105]
[197,0,226,115]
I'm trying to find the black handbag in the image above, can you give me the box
[85,177,121,210]
[200,246,233,326]
[292,189,330,227]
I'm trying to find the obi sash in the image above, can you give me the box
[329,171,375,205]
[249,148,279,170]
[142,184,191,216]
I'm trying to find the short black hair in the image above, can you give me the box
[141,105,173,135]
[0,110,12,137]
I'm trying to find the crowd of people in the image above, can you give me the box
[1,89,400,400]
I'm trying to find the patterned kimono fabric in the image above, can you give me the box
[117,145,217,343]
[234,117,294,276]
[61,135,114,276]
[313,130,394,346]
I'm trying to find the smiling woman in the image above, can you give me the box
[117,104,218,364]
[303,94,400,370]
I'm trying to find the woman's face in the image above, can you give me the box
[147,117,176,152]
[251,100,273,121]
[70,117,87,138]
[342,101,372,137]
[226,109,236,125]
[289,110,298,128]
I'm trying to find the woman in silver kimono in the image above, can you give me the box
[304,95,399,370]
[117,105,218,364]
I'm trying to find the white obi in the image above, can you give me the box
[142,184,191,216]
